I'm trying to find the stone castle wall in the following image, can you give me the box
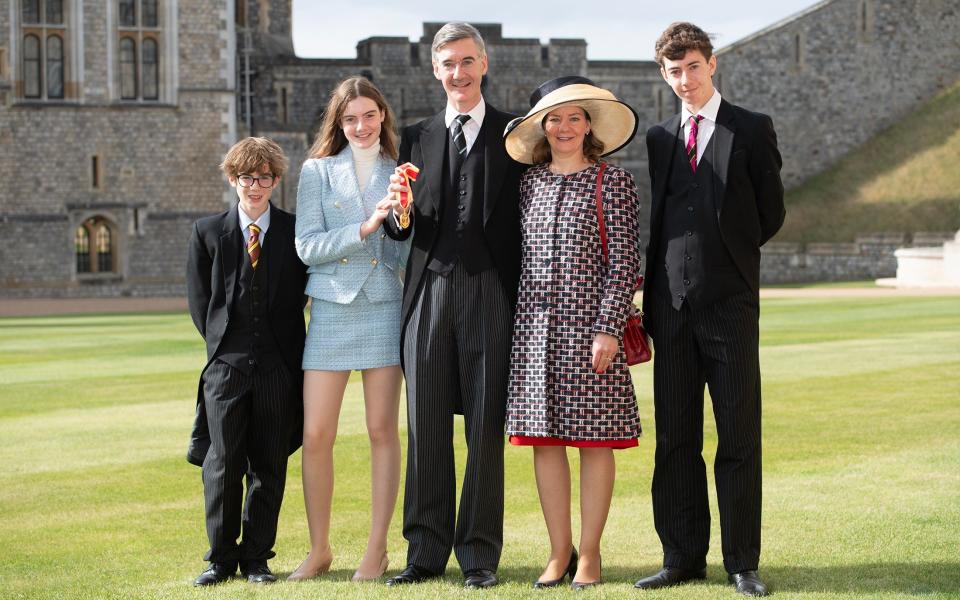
[2,0,958,298]
[717,0,960,188]
[0,0,235,298]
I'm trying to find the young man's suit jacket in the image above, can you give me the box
[185,202,308,466]
[643,97,785,307]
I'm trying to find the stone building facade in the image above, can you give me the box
[1,0,957,298]
[716,0,960,188]
[0,0,236,298]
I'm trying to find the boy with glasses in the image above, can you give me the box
[186,137,308,586]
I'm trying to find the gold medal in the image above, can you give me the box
[396,163,420,230]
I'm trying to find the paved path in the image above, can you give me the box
[1,286,958,318]
[0,297,187,317]
[758,286,960,298]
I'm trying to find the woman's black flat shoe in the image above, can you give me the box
[533,547,578,588]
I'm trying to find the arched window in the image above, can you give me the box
[19,0,68,100]
[46,34,64,98]
[96,223,114,272]
[142,38,158,100]
[75,225,90,273]
[76,217,117,274]
[118,0,163,101]
[120,37,137,99]
[23,34,41,98]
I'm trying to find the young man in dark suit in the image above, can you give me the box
[186,137,307,586]
[634,22,785,597]
[382,22,525,589]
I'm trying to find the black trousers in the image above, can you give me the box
[401,263,512,573]
[644,289,762,574]
[201,360,294,564]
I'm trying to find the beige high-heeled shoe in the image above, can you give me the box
[287,552,333,582]
[351,553,389,582]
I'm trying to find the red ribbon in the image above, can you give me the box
[398,163,420,208]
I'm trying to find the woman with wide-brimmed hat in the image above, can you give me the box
[503,76,642,589]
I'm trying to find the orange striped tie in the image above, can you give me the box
[247,223,261,269]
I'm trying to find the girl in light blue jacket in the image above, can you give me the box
[290,77,406,583]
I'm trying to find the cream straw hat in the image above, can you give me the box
[504,76,638,165]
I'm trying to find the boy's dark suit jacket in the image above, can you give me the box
[643,97,785,305]
[185,202,307,467]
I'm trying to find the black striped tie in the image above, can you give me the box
[451,114,471,160]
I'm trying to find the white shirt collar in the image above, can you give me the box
[445,96,486,129]
[682,89,722,124]
[238,204,271,243]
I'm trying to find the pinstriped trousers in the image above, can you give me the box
[401,263,512,573]
[644,289,762,574]
[201,360,294,564]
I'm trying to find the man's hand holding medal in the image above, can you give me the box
[386,162,420,229]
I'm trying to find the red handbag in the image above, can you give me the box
[595,163,652,365]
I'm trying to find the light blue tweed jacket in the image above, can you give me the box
[295,146,407,304]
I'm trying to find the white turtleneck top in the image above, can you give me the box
[350,140,381,194]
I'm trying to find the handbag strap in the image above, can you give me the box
[594,161,644,291]
[595,162,609,262]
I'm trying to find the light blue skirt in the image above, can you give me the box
[303,291,402,371]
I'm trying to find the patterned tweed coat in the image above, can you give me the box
[506,162,642,442]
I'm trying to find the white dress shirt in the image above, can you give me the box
[444,97,486,155]
[238,204,270,248]
[681,89,722,166]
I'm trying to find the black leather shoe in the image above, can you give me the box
[729,570,768,596]
[634,567,706,589]
[240,561,277,584]
[385,564,439,586]
[193,562,236,586]
[534,547,578,588]
[464,569,498,589]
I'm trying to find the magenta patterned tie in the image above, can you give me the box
[686,114,705,172]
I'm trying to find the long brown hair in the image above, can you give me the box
[308,76,399,160]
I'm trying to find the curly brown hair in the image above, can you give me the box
[308,76,399,160]
[220,137,288,178]
[654,22,714,66]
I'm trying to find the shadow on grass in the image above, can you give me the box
[272,568,356,582]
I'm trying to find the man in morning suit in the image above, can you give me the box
[382,22,525,589]
[633,23,785,597]
[186,137,307,586]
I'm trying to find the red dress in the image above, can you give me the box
[506,163,641,448]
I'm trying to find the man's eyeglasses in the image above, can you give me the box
[437,57,478,73]
[237,174,277,188]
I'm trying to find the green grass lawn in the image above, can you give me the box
[1,297,958,599]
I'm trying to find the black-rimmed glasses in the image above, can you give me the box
[237,174,277,188]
